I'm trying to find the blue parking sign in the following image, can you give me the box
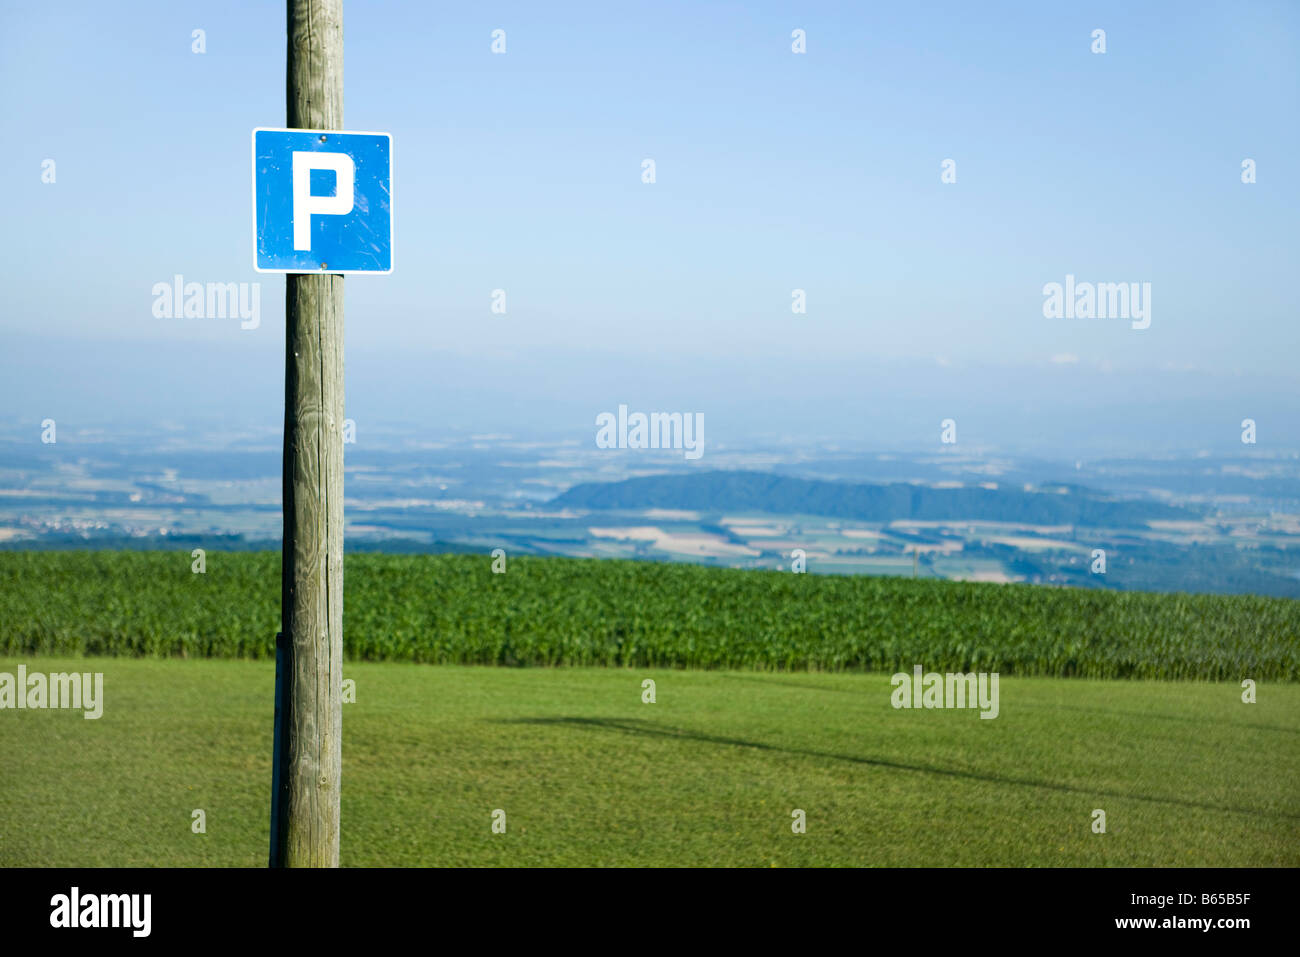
[252,128,393,274]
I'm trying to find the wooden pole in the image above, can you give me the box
[273,0,345,868]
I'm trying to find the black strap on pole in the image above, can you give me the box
[269,631,289,867]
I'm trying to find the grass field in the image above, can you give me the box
[2,657,1296,867]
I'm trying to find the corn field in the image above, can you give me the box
[1,551,1296,679]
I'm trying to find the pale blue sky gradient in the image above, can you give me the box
[1,0,1297,452]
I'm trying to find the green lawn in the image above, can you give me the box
[2,657,1296,866]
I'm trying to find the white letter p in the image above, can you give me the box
[292,151,355,251]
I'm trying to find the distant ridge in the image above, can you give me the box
[550,470,1195,527]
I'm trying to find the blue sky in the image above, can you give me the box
[1,1,1297,452]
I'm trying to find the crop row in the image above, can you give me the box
[1,550,1297,679]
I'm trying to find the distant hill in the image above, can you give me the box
[550,470,1196,527]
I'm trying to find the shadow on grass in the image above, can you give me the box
[496,715,1300,822]
[719,674,1300,736]
[1018,701,1300,736]
[715,673,873,695]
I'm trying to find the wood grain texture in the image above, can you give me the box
[276,0,345,868]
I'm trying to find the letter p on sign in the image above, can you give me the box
[292,152,355,250]
[253,128,393,274]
